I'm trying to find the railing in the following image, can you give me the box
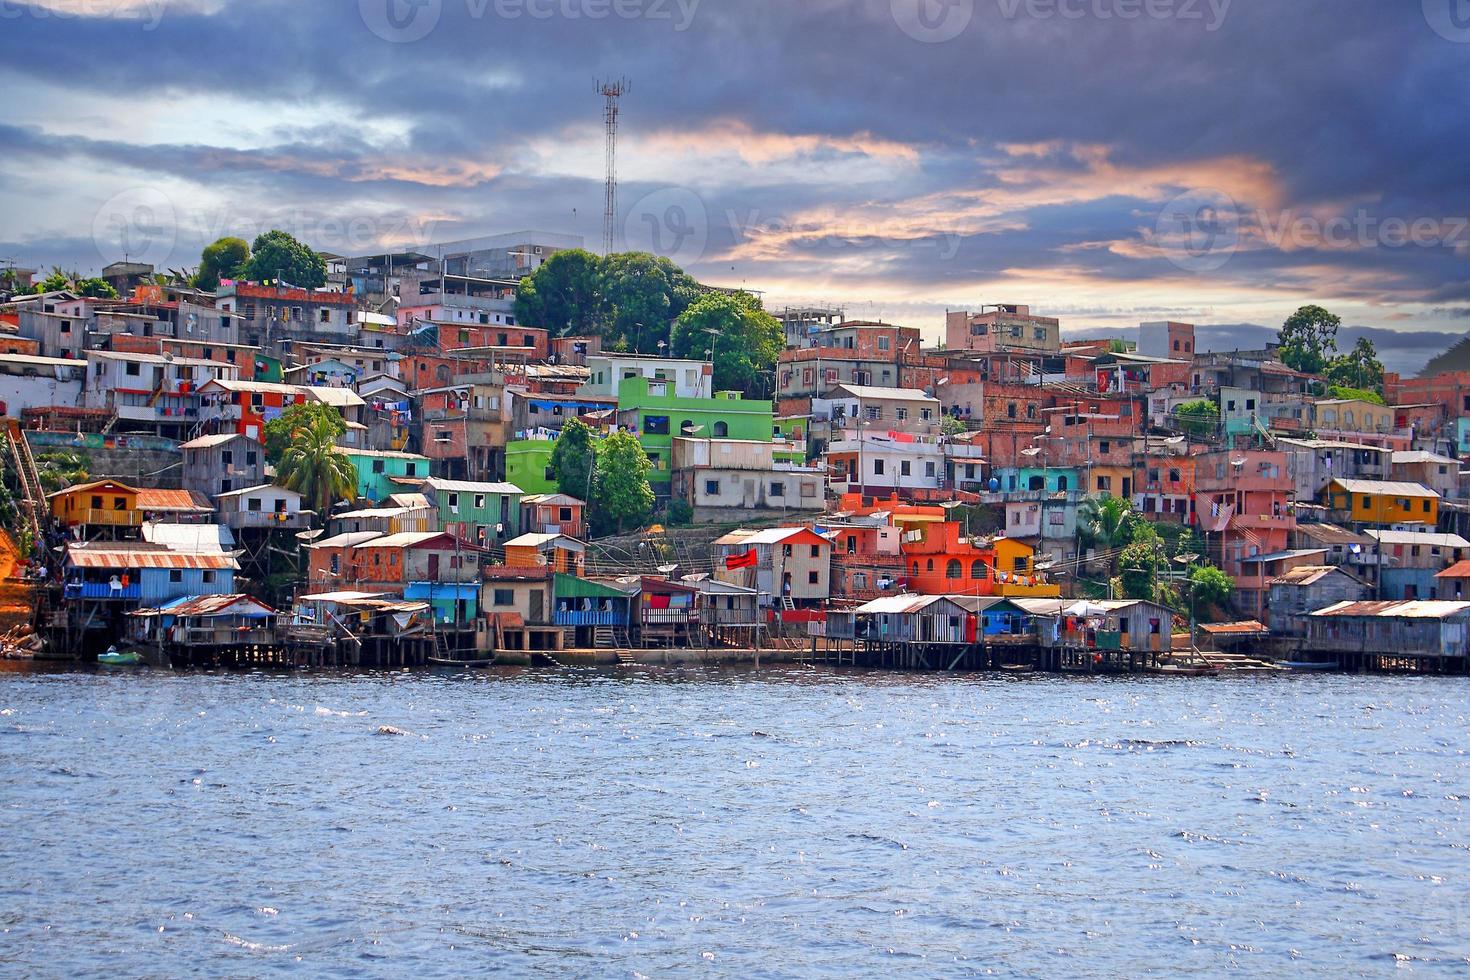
[553,610,625,626]
[641,609,699,625]
[69,508,144,527]
[227,511,310,528]
[64,582,142,600]
[176,627,277,646]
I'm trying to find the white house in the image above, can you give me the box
[215,484,312,531]
[578,353,712,400]
[0,353,86,418]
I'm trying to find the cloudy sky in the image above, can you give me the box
[3,0,1469,365]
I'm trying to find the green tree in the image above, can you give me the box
[1324,385,1385,406]
[276,416,357,522]
[602,252,702,353]
[34,450,90,493]
[1277,304,1341,375]
[240,229,326,288]
[1174,398,1220,438]
[514,249,608,337]
[1077,494,1134,569]
[591,430,653,535]
[263,402,346,467]
[940,415,969,437]
[1325,337,1384,395]
[194,236,250,292]
[31,267,118,298]
[550,418,597,502]
[1188,564,1234,609]
[1118,524,1167,600]
[671,290,782,394]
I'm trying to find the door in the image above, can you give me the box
[530,589,544,624]
[427,553,440,580]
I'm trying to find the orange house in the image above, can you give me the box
[503,532,586,575]
[900,522,1059,597]
[49,479,142,530]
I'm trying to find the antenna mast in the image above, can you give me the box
[596,77,630,256]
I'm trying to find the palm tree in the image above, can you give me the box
[1077,494,1134,571]
[276,416,356,524]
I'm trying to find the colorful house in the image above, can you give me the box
[713,526,831,608]
[503,532,586,575]
[341,449,430,503]
[421,478,522,544]
[1323,478,1439,526]
[900,522,1059,597]
[519,493,587,538]
[505,435,561,496]
[614,376,774,497]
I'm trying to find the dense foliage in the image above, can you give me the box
[590,431,654,536]
[264,402,346,467]
[671,290,782,395]
[194,236,251,291]
[275,416,357,521]
[549,418,597,502]
[240,230,327,288]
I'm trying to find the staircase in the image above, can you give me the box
[592,625,632,648]
[3,424,47,556]
[613,650,636,666]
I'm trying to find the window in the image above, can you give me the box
[330,555,340,574]
[705,479,720,495]
[873,459,885,475]
[924,461,935,477]
[448,493,459,512]
[895,407,908,422]
[493,589,514,606]
[900,460,911,477]
[169,570,183,583]
[971,560,986,578]
[713,421,729,437]
[945,559,962,579]
[782,544,793,557]
[1097,475,1112,491]
[1033,327,1046,341]
[1099,440,1110,454]
[770,482,785,497]
[406,463,418,476]
[247,498,262,512]
[319,308,331,324]
[202,570,216,584]
[372,460,385,474]
[864,406,881,421]
[643,415,670,435]
[90,495,102,509]
[810,544,820,558]
[808,570,819,584]
[125,362,140,377]
[1424,499,1432,513]
[877,335,890,351]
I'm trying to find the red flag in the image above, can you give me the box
[724,548,758,570]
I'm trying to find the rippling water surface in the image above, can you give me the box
[1,665,1467,976]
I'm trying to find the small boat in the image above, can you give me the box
[97,647,144,667]
[426,656,495,669]
[999,663,1035,673]
[1147,662,1222,677]
[1276,660,1339,671]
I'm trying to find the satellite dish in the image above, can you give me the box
[1231,457,1247,467]
[535,554,548,566]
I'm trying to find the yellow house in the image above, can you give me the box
[1323,478,1438,525]
[48,479,142,529]
[991,536,1062,598]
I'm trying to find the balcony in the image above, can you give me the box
[65,582,141,600]
[175,627,277,646]
[553,610,625,626]
[68,509,143,528]
[641,609,699,626]
[226,510,311,529]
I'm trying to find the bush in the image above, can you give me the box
[666,498,694,525]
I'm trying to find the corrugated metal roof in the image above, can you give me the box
[1434,560,1470,579]
[1365,529,1470,548]
[1311,600,1470,619]
[305,531,383,550]
[829,384,939,403]
[67,548,237,570]
[422,478,523,494]
[135,489,215,512]
[1199,620,1269,635]
[1328,478,1439,498]
[142,522,235,553]
[504,533,584,550]
[178,433,255,449]
[1271,565,1344,586]
[131,593,275,618]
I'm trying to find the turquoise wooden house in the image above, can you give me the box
[340,449,430,503]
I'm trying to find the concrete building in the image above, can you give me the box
[944,305,1060,354]
[579,353,712,400]
[670,438,825,522]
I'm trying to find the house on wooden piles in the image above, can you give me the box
[128,593,277,665]
[1303,600,1470,671]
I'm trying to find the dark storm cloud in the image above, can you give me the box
[1,0,1469,333]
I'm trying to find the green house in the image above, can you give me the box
[614,377,774,496]
[422,478,524,544]
[339,449,430,503]
[506,438,559,496]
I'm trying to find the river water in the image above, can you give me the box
[1,665,1467,976]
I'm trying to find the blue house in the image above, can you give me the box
[64,545,238,610]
